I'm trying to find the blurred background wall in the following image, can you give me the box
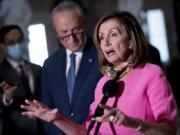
[0,0,179,68]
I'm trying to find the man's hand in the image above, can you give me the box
[0,81,17,101]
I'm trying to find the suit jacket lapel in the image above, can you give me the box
[56,49,72,107]
[27,62,41,98]
[0,59,20,82]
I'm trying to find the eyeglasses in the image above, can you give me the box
[57,27,84,41]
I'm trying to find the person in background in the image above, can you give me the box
[0,25,43,135]
[166,57,180,108]
[148,43,163,68]
[164,57,180,135]
[21,11,177,135]
[29,1,101,135]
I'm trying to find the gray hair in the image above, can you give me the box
[51,1,86,22]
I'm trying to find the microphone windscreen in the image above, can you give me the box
[102,80,118,97]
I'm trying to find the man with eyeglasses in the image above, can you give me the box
[40,1,102,135]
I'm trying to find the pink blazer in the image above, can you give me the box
[86,63,177,135]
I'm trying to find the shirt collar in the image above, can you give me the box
[6,58,24,69]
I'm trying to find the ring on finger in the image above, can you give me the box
[110,116,114,122]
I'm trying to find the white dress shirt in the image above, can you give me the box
[66,49,83,77]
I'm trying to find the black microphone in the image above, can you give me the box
[86,79,118,134]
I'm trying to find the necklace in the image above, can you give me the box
[118,67,131,80]
[106,65,132,80]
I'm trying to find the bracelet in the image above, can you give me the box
[135,120,144,132]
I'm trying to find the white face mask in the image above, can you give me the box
[7,43,23,59]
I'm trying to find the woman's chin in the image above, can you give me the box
[106,58,120,64]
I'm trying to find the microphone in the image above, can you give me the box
[86,79,118,134]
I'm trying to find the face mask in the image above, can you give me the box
[7,43,23,59]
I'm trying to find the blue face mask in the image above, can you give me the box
[7,43,23,59]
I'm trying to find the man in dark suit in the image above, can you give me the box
[148,43,163,68]
[0,25,42,135]
[41,1,102,135]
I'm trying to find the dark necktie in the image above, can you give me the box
[67,53,76,103]
[19,64,32,98]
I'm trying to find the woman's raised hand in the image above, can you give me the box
[94,104,126,125]
[21,99,60,122]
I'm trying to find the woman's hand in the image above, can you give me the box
[93,104,126,125]
[21,99,60,122]
[94,104,176,135]
[21,100,85,135]
[94,104,147,131]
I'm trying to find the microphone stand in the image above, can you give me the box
[86,120,95,135]
[93,70,124,135]
[86,67,123,135]
[94,122,101,135]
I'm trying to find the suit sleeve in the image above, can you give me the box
[40,63,54,135]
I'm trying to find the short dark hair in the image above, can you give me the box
[0,25,24,44]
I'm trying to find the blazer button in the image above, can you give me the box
[70,112,75,117]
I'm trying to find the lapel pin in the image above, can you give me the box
[88,59,93,63]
